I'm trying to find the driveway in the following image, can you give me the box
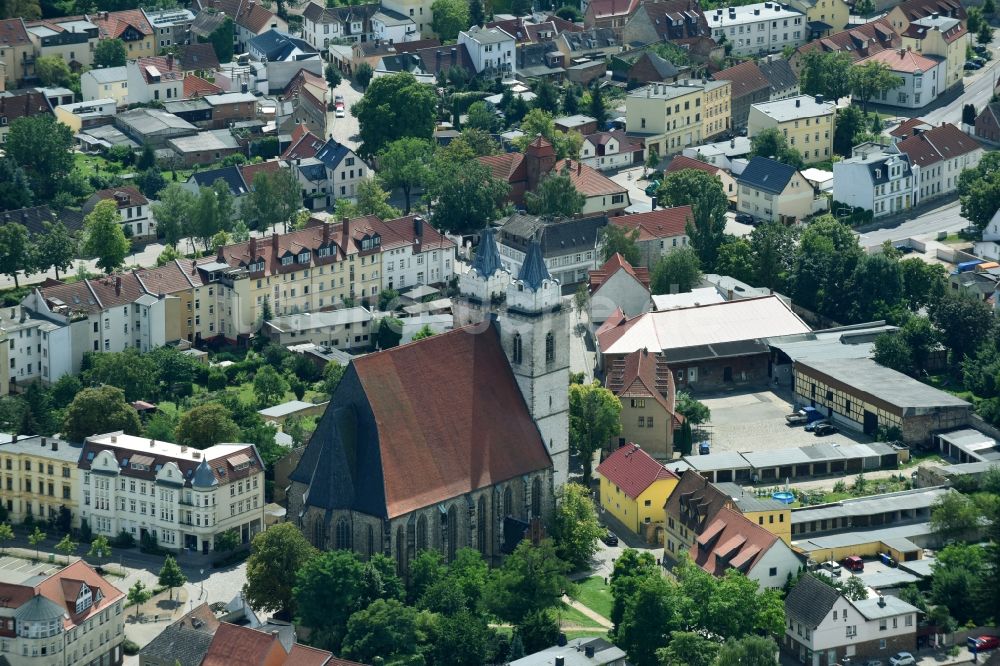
[326,79,363,151]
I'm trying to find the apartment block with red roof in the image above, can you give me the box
[892,121,983,201]
[789,18,900,72]
[608,206,693,268]
[604,347,682,460]
[596,442,679,538]
[91,9,156,59]
[126,54,186,104]
[0,560,126,666]
[855,47,947,109]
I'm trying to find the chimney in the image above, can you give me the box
[11,435,17,443]
[585,645,596,658]
[815,94,824,104]
[931,11,939,18]
[577,160,582,175]
[249,236,258,259]
[41,438,47,447]
[413,215,423,239]
[149,439,154,447]
[878,594,886,607]
[52,441,58,451]
[342,216,350,246]
[115,276,121,296]
[450,47,457,65]
[795,98,801,107]
[166,53,174,69]
[181,445,187,453]
[111,435,117,443]
[555,658,565,666]
[272,232,279,253]
[322,222,330,246]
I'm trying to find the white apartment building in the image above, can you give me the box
[379,215,456,292]
[314,138,368,200]
[832,148,917,218]
[83,186,156,241]
[301,2,378,48]
[80,66,129,106]
[458,26,516,78]
[371,8,418,44]
[0,306,73,388]
[79,433,266,554]
[891,122,983,203]
[707,2,807,57]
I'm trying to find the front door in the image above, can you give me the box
[202,539,209,555]
[863,410,878,435]
[723,366,733,382]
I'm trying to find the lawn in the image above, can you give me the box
[569,576,613,621]
[564,630,609,642]
[557,602,603,629]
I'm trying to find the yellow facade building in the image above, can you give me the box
[715,482,792,544]
[596,443,679,539]
[788,0,851,33]
[626,80,732,158]
[747,94,836,164]
[0,435,84,528]
[899,15,968,93]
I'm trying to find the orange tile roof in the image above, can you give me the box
[92,9,153,38]
[689,506,779,577]
[479,152,526,183]
[596,443,678,499]
[665,154,722,177]
[0,18,30,47]
[184,75,224,98]
[555,158,626,197]
[611,206,693,241]
[34,561,125,629]
[202,623,286,666]
[856,47,941,73]
[604,347,680,426]
[239,160,283,189]
[713,60,770,98]
[590,252,650,290]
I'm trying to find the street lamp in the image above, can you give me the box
[200,568,204,599]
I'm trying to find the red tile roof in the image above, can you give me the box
[0,18,30,47]
[590,252,650,290]
[689,506,780,577]
[184,74,224,97]
[892,0,966,23]
[89,186,149,208]
[794,18,899,62]
[605,347,678,423]
[596,443,678,499]
[479,151,527,183]
[856,47,940,73]
[665,470,734,529]
[902,18,966,43]
[352,322,553,517]
[555,158,627,197]
[178,42,221,72]
[34,561,125,629]
[282,125,326,160]
[889,116,932,138]
[665,155,723,177]
[587,0,640,20]
[239,160,283,189]
[611,206,693,242]
[92,9,153,38]
[238,2,279,32]
[894,122,983,168]
[134,259,205,295]
[0,91,52,124]
[713,60,771,98]
[286,644,338,665]
[134,54,184,83]
[203,623,286,666]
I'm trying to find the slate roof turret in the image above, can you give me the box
[519,240,551,290]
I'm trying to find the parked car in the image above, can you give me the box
[698,441,711,455]
[805,419,829,432]
[965,61,983,70]
[335,108,346,118]
[973,636,1000,651]
[786,411,810,425]
[644,180,661,197]
[862,660,883,666]
[814,423,838,436]
[842,555,864,572]
[735,212,755,225]
[822,560,842,577]
[889,652,916,666]
[971,56,986,66]
[601,531,619,546]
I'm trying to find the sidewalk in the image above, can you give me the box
[560,594,612,629]
[125,585,191,648]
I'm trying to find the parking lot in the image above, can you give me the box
[326,79,363,150]
[699,389,874,453]
[0,555,62,585]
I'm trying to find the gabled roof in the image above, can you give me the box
[665,469,733,527]
[629,52,681,80]
[738,156,798,195]
[713,60,771,98]
[856,47,941,73]
[590,252,651,290]
[190,165,249,195]
[690,506,781,577]
[587,0,640,20]
[0,90,53,124]
[894,122,982,169]
[184,75,224,97]
[499,212,609,255]
[290,321,553,518]
[0,205,84,235]
[890,116,933,138]
[86,186,148,210]
[554,158,628,198]
[0,18,30,47]
[560,27,618,53]
[785,574,842,627]
[665,154,723,178]
[596,443,678,499]
[132,54,184,83]
[891,0,966,23]
[203,622,286,666]
[134,259,204,296]
[239,160,283,189]
[604,347,677,421]
[237,1,280,32]
[91,9,153,38]
[138,603,220,666]
[35,560,125,628]
[479,151,527,183]
[315,138,358,171]
[610,206,692,241]
[282,124,326,160]
[177,42,221,71]
[794,17,898,62]
[757,58,798,92]
[629,0,709,42]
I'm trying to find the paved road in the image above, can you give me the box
[856,198,966,247]
[921,29,1000,128]
[326,79,363,151]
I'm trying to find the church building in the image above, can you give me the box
[287,232,569,570]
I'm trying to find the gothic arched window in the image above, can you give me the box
[477,496,487,555]
[447,505,459,562]
[532,476,542,518]
[512,333,522,365]
[396,526,406,575]
[335,517,352,550]
[545,332,554,364]
[313,519,324,548]
[417,514,428,552]
[367,524,375,557]
[503,486,513,517]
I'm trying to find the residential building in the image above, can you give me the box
[596,295,811,389]
[688,506,802,586]
[125,54,184,104]
[54,98,116,132]
[665,155,738,205]
[607,206,693,268]
[192,0,288,52]
[145,8,196,50]
[315,137,367,200]
[176,42,221,75]
[0,305,75,389]
[975,102,1000,143]
[301,2,380,48]
[747,94,836,164]
[138,603,220,666]
[381,0,434,37]
[706,2,808,57]
[855,48,946,109]
[787,0,851,33]
[0,560,126,666]
[81,65,129,105]
[784,574,919,666]
[584,0,641,36]
[376,214,456,292]
[555,27,621,63]
[597,442,679,536]
[624,52,687,87]
[621,0,711,49]
[278,72,327,137]
[793,357,972,444]
[900,14,967,92]
[80,432,265,552]
[713,60,771,129]
[0,18,35,86]
[25,16,100,73]
[371,8,419,44]
[0,89,51,144]
[715,482,792,543]
[83,186,155,240]
[589,253,651,323]
[114,107,197,147]
[580,130,645,171]
[248,30,321,91]
[885,0,966,36]
[0,204,84,239]
[832,150,916,217]
[497,213,608,287]
[789,18,900,71]
[625,80,731,158]
[458,25,515,78]
[511,637,627,666]
[0,434,83,527]
[682,136,752,170]
[282,123,326,160]
[737,156,819,224]
[263,308,375,351]
[892,121,983,201]
[758,57,800,99]
[92,9,156,59]
[605,349,680,460]
[202,622,339,666]
[133,259,221,344]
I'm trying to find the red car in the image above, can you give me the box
[974,636,999,651]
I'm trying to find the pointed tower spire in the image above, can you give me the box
[472,227,503,278]
[519,240,550,290]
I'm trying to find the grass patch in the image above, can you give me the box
[569,577,613,620]
[564,630,609,642]
[557,602,603,629]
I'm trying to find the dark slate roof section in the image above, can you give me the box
[0,205,85,235]
[315,138,352,170]
[472,227,504,277]
[250,29,316,61]
[737,156,796,195]
[192,458,218,488]
[138,624,215,666]
[865,154,910,185]
[190,165,249,196]
[785,574,842,628]
[642,52,680,79]
[499,213,609,256]
[519,240,551,289]
[758,58,798,91]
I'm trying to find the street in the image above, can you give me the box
[856,198,966,246]
[919,28,1000,128]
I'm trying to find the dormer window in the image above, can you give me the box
[281,255,293,266]
[248,260,264,273]
[318,246,333,258]
[297,251,311,263]
[75,585,93,613]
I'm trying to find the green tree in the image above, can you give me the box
[28,526,46,562]
[651,247,702,294]
[35,221,77,280]
[295,549,365,649]
[930,491,983,541]
[568,381,622,485]
[63,386,141,443]
[354,62,374,90]
[525,170,585,217]
[714,237,755,285]
[469,0,484,25]
[514,108,584,159]
[563,84,581,115]
[127,580,152,621]
[675,391,710,425]
[324,62,342,87]
[431,0,470,40]
[411,324,435,340]
[985,0,996,16]
[749,127,805,168]
[377,137,433,215]
[533,79,561,114]
[979,22,994,46]
[429,159,510,235]
[174,403,242,449]
[94,38,127,68]
[715,636,778,666]
[516,608,561,654]
[929,294,994,365]
[82,200,130,274]
[873,333,912,374]
[244,522,317,615]
[900,258,945,310]
[198,16,234,64]
[215,528,240,553]
[656,170,727,267]
[0,222,33,288]
[354,177,401,219]
[244,168,300,233]
[958,152,1000,230]
[151,182,196,248]
[617,575,681,666]
[799,50,852,102]
[833,105,870,157]
[433,609,493,666]
[87,535,111,559]
[82,348,158,403]
[157,555,187,601]
[35,55,72,86]
[376,317,403,349]
[791,215,863,320]
[341,599,424,663]
[0,523,13,555]
[352,72,436,158]
[749,221,797,291]
[600,224,641,265]
[0,157,34,211]
[849,61,904,114]
[589,84,607,125]
[253,366,288,407]
[930,543,989,626]
[55,534,77,563]
[552,482,603,570]
[855,0,875,15]
[847,253,905,322]
[486,539,568,624]
[657,631,720,666]
[6,114,74,200]
[465,100,496,131]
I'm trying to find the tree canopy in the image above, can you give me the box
[352,73,437,158]
[62,386,141,443]
[656,170,727,268]
[82,200,131,274]
[569,381,622,484]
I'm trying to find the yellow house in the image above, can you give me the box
[747,94,837,165]
[626,81,724,158]
[0,435,84,528]
[787,0,851,33]
[596,443,679,539]
[899,15,968,93]
[92,10,156,60]
[715,482,792,544]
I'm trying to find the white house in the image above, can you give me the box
[377,215,457,291]
[682,136,752,171]
[832,148,917,218]
[581,131,645,171]
[80,66,129,106]
[784,574,919,666]
[79,433,265,553]
[301,2,378,48]
[891,122,983,203]
[125,55,185,104]
[314,138,368,200]
[588,253,651,325]
[371,8,418,44]
[0,306,73,388]
[856,48,947,109]
[706,2,808,57]
[458,25,516,78]
[83,186,156,240]
[974,209,1000,262]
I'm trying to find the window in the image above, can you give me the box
[846,626,857,638]
[512,333,522,364]
[769,567,777,576]
[545,332,554,364]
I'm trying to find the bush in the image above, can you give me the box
[212,548,250,568]
[113,529,135,548]
[122,638,140,656]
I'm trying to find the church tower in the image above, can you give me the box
[499,241,570,488]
